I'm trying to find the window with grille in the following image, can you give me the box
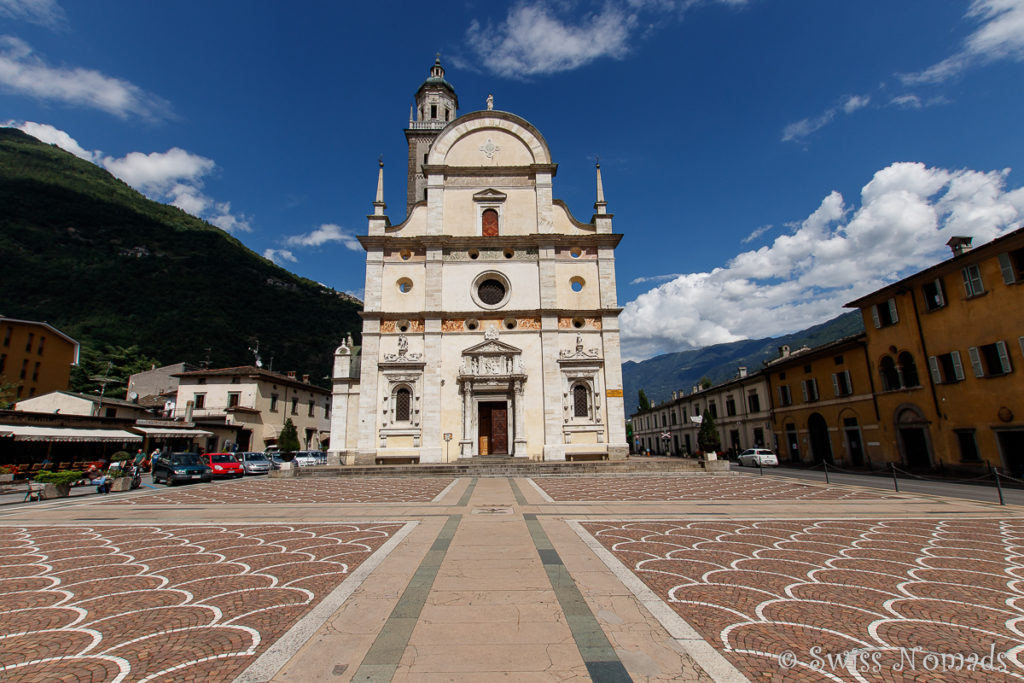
[477,279,506,305]
[573,384,588,417]
[395,388,411,421]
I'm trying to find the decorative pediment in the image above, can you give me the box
[558,333,602,363]
[462,339,522,356]
[472,188,507,203]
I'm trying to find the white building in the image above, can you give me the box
[329,60,629,465]
[174,366,331,451]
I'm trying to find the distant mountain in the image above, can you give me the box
[0,128,362,388]
[622,312,864,412]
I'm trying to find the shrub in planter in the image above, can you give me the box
[33,470,84,487]
[33,469,83,498]
[109,451,131,463]
[0,465,13,483]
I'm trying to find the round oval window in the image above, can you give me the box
[477,279,506,305]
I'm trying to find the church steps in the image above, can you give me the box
[273,458,729,479]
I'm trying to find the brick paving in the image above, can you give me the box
[534,474,901,501]
[581,518,1024,682]
[103,477,454,506]
[0,523,402,682]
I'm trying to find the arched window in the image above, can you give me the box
[482,209,499,236]
[879,355,900,392]
[395,387,411,422]
[573,384,589,418]
[898,351,920,388]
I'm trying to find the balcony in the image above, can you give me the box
[407,120,447,131]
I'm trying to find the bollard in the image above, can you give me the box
[993,465,1005,506]
[758,458,763,476]
[890,463,899,492]
[823,461,830,485]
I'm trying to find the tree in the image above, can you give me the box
[638,389,651,412]
[699,376,713,390]
[278,418,300,453]
[697,408,720,454]
[70,344,161,398]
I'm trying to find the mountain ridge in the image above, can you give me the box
[0,127,362,390]
[621,311,865,411]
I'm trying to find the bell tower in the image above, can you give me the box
[404,56,458,216]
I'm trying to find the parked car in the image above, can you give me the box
[200,452,245,478]
[737,448,779,467]
[291,451,318,467]
[239,451,271,475]
[269,454,285,470]
[152,452,213,486]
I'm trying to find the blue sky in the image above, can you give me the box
[3,0,1023,361]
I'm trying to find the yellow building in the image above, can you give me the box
[846,230,1024,475]
[0,317,79,403]
[765,334,882,466]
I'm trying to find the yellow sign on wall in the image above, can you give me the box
[606,389,623,397]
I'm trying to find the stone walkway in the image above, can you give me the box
[0,471,1020,682]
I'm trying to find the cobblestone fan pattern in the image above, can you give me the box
[535,475,901,501]
[582,519,1024,682]
[0,523,402,682]
[104,477,454,506]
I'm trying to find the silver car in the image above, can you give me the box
[239,451,271,475]
[737,448,779,467]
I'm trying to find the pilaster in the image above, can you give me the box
[420,317,443,463]
[540,315,565,461]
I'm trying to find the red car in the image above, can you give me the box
[200,452,244,478]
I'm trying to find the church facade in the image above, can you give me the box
[328,59,628,464]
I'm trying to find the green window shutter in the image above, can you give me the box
[928,356,941,384]
[831,373,840,396]
[888,298,899,323]
[962,268,972,296]
[968,346,984,377]
[933,279,945,307]
[996,341,1012,374]
[998,252,1016,284]
[951,351,964,381]
[871,305,881,328]
[844,370,852,394]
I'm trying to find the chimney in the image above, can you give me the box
[287,371,296,380]
[779,345,791,358]
[692,385,699,395]
[738,366,748,378]
[302,374,310,384]
[947,235,973,257]
[671,391,678,400]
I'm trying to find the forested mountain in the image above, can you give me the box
[0,128,361,393]
[622,312,865,412]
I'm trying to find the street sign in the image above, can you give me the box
[443,433,452,441]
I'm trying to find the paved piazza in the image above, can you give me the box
[102,477,455,506]
[0,471,1019,682]
[532,474,903,501]
[580,518,1024,681]
[0,523,403,682]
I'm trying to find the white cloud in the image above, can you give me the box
[4,119,97,161]
[889,94,922,109]
[741,224,773,244]
[782,93,871,142]
[0,36,168,119]
[901,0,1024,84]
[620,161,1024,360]
[0,0,64,27]
[101,148,215,193]
[630,273,683,285]
[7,121,252,233]
[464,1,748,78]
[263,248,296,264]
[842,94,871,113]
[284,223,361,251]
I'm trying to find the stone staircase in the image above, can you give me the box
[273,456,730,479]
